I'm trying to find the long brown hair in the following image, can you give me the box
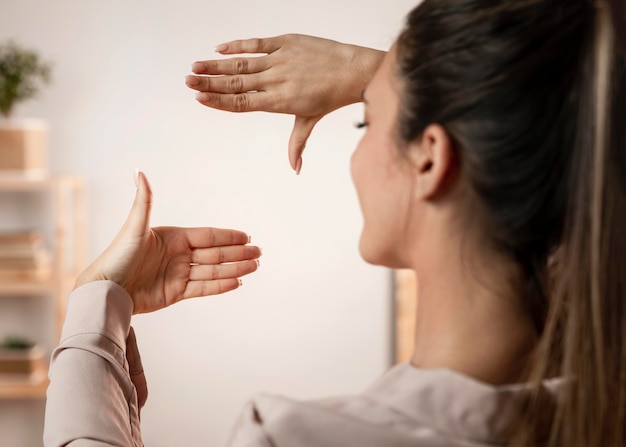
[396,0,626,445]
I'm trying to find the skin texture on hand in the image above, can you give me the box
[74,172,262,314]
[186,34,386,173]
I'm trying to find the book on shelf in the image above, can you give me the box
[0,231,51,281]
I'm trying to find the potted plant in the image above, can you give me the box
[0,40,52,178]
[0,335,45,382]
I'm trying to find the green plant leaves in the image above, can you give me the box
[1,334,35,350]
[0,40,52,118]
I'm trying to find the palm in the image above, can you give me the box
[75,173,261,315]
[125,228,192,314]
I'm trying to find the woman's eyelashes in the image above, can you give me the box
[354,120,369,129]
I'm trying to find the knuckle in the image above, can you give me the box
[250,38,263,51]
[211,94,224,108]
[201,76,212,91]
[205,61,218,73]
[228,75,244,93]
[234,58,249,74]
[234,93,250,112]
[209,229,216,247]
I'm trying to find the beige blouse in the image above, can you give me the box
[43,281,565,446]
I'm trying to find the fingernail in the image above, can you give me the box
[134,168,140,188]
[256,259,261,267]
[295,157,303,175]
[248,235,252,243]
[186,75,199,86]
[238,279,243,286]
[215,43,228,52]
[191,62,205,73]
[196,92,208,101]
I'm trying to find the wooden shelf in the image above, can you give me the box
[0,273,78,297]
[0,174,85,399]
[0,280,55,296]
[0,175,83,192]
[0,377,48,399]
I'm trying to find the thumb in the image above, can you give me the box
[125,170,153,237]
[288,115,322,174]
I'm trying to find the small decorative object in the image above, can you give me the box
[0,335,45,382]
[0,40,52,177]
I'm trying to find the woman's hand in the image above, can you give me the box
[186,34,385,173]
[74,172,261,314]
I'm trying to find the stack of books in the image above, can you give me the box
[0,231,51,281]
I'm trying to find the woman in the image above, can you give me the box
[45,1,625,446]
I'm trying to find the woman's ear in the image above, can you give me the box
[408,124,455,200]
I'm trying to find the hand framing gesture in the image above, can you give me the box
[75,171,261,314]
[186,34,385,173]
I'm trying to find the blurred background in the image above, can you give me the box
[0,1,417,445]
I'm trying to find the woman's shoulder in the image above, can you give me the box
[225,364,540,447]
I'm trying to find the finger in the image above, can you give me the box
[195,91,274,113]
[288,116,322,172]
[183,278,241,299]
[214,36,282,55]
[189,259,259,281]
[191,245,261,264]
[184,227,250,248]
[186,73,265,94]
[125,170,153,237]
[191,56,269,76]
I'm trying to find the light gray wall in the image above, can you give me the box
[0,1,417,445]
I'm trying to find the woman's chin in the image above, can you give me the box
[358,237,408,269]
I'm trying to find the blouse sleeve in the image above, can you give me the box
[43,280,144,447]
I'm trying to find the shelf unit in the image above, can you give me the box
[0,175,85,399]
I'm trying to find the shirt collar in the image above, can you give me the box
[363,363,568,445]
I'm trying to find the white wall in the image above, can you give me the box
[0,1,416,445]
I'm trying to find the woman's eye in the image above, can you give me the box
[354,121,369,129]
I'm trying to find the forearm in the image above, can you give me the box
[44,281,143,447]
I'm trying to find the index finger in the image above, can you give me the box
[191,56,269,75]
[215,37,282,55]
[182,227,251,248]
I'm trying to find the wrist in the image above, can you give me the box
[74,269,104,291]
[346,45,386,104]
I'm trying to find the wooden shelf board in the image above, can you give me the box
[0,378,48,399]
[0,176,55,191]
[0,175,83,191]
[0,271,79,296]
[0,280,56,296]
